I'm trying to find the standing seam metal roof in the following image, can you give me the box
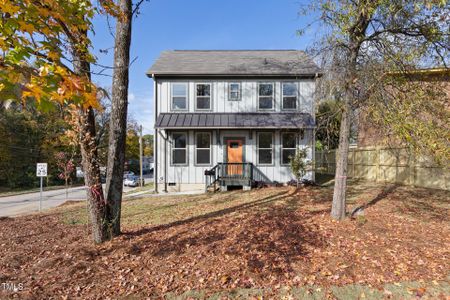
[155,113,315,129]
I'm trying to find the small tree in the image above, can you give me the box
[289,148,312,188]
[55,152,75,199]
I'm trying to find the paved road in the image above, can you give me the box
[0,176,153,217]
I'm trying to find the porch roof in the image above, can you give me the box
[155,113,315,129]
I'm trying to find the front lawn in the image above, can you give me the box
[0,182,449,299]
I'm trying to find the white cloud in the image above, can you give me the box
[127,91,154,134]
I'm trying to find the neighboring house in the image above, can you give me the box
[357,68,450,147]
[147,50,321,192]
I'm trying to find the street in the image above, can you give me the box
[0,176,152,217]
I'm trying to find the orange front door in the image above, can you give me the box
[227,140,243,175]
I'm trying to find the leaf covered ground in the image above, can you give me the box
[0,182,449,299]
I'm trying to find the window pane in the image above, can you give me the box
[197,97,210,109]
[196,149,210,164]
[259,97,273,109]
[230,91,239,99]
[258,133,272,148]
[173,133,186,148]
[259,84,273,96]
[282,149,296,164]
[196,133,210,148]
[283,97,297,109]
[173,97,186,109]
[282,133,296,148]
[283,83,297,96]
[259,149,272,164]
[173,84,187,96]
[173,149,186,164]
[230,83,239,92]
[197,84,210,96]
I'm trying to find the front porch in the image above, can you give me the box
[204,162,271,192]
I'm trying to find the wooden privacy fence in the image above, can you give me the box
[315,147,450,190]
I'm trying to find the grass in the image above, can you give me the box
[61,188,262,226]
[123,182,155,195]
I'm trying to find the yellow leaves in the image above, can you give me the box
[18,21,35,34]
[38,66,49,76]
[23,82,43,102]
[47,51,60,61]
[0,1,20,15]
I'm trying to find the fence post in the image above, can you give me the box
[376,146,380,182]
[409,151,416,187]
[352,149,355,178]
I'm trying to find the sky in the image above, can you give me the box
[90,0,319,134]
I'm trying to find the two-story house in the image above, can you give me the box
[147,50,320,192]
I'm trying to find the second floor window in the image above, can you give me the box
[229,83,241,101]
[171,83,187,110]
[282,82,297,110]
[196,83,211,110]
[258,83,274,110]
[172,132,187,165]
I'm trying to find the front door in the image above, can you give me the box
[226,139,243,176]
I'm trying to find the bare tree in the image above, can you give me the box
[303,0,449,219]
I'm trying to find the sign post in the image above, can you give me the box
[36,163,48,212]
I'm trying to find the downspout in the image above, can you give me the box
[164,131,168,193]
[152,75,158,193]
[158,129,168,193]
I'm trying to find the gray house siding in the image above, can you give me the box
[157,80,315,114]
[155,128,314,191]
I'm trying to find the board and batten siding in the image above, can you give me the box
[155,129,314,186]
[157,80,315,114]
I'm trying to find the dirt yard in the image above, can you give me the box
[0,181,449,299]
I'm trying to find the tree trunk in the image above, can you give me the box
[330,94,351,220]
[105,0,133,237]
[72,33,108,243]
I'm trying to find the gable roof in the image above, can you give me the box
[147,50,321,77]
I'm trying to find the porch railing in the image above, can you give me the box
[204,163,255,192]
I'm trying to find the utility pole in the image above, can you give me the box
[139,125,143,187]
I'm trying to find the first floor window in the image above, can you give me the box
[196,83,211,110]
[196,132,211,165]
[229,82,241,101]
[172,132,187,164]
[257,132,273,164]
[282,82,297,110]
[282,132,297,164]
[258,83,274,110]
[171,83,187,110]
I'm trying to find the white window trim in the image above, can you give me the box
[281,132,297,165]
[257,82,275,111]
[257,132,274,165]
[171,82,188,111]
[282,82,298,111]
[228,82,241,101]
[195,82,212,111]
[195,132,212,166]
[171,132,188,166]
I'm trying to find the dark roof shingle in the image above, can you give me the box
[148,50,320,76]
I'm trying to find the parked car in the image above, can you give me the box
[124,175,139,187]
[123,171,134,180]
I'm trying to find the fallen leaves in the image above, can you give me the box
[0,184,449,299]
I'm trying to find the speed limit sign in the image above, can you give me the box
[36,163,48,177]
